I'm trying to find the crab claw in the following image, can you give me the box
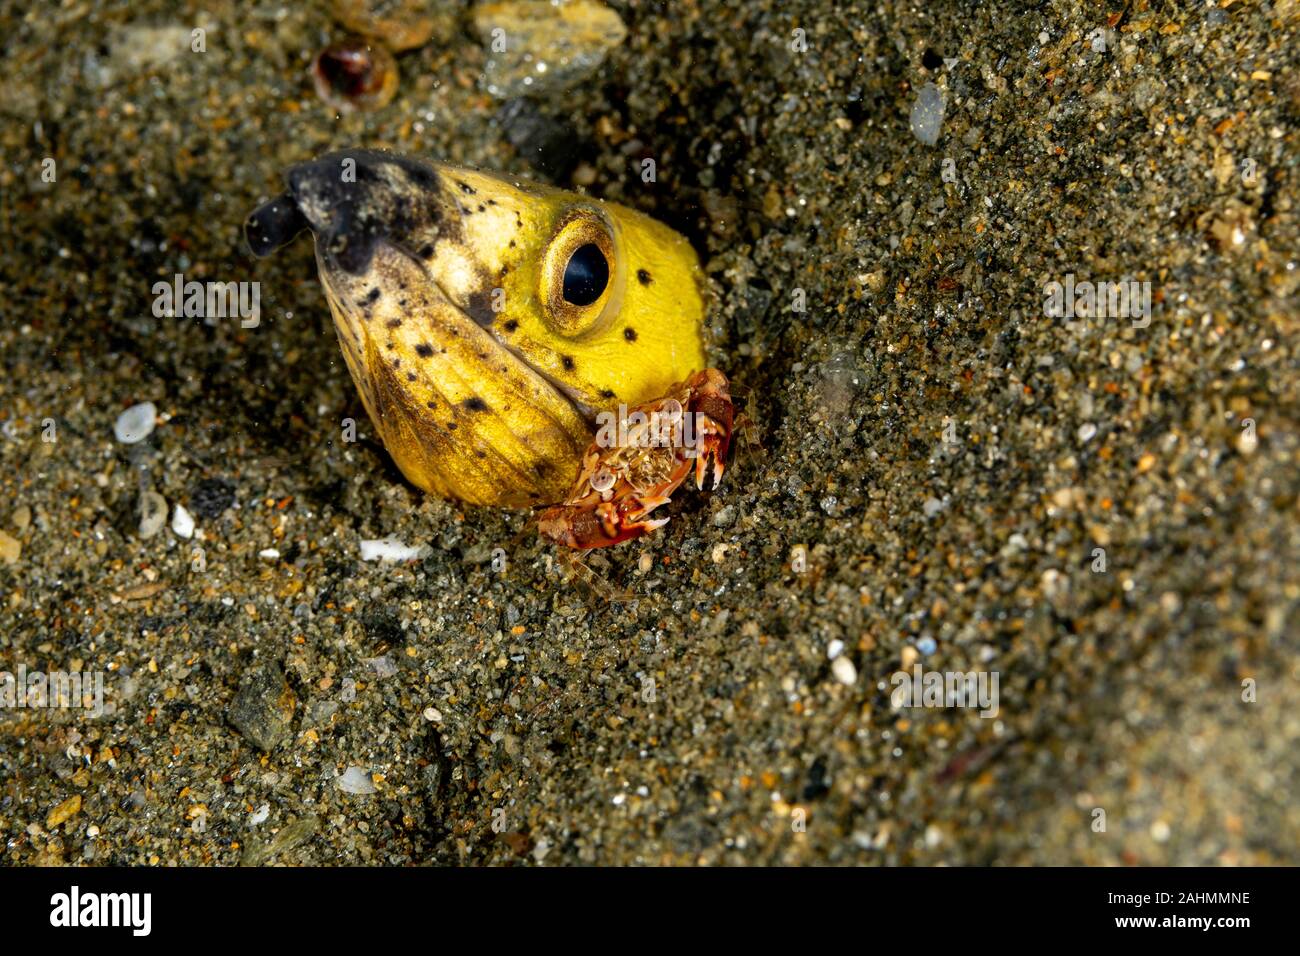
[694,449,712,490]
[628,516,670,534]
[628,495,673,521]
[694,442,727,490]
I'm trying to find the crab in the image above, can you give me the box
[537,368,738,550]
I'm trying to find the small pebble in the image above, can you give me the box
[47,795,82,829]
[832,656,857,685]
[0,529,20,565]
[332,0,438,51]
[114,401,157,444]
[827,639,845,660]
[365,655,399,678]
[473,0,628,99]
[227,662,296,752]
[171,503,195,539]
[190,477,236,518]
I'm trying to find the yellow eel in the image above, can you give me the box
[246,150,706,507]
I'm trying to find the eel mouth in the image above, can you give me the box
[317,237,600,432]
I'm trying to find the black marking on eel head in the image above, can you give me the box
[276,150,455,276]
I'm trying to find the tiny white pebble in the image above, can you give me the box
[423,706,443,722]
[171,503,195,539]
[1078,423,1097,443]
[827,639,845,660]
[114,402,157,444]
[832,656,857,685]
[258,548,280,560]
[249,804,270,826]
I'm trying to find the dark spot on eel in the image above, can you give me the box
[462,397,489,412]
[624,327,638,342]
[637,269,652,285]
[415,343,434,358]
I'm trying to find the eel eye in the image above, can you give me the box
[563,243,609,305]
[542,210,619,336]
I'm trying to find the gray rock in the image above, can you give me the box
[227,662,296,752]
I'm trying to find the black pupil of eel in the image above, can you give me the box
[562,243,609,306]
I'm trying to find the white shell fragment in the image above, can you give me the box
[171,503,195,539]
[138,490,167,539]
[336,766,378,795]
[909,82,946,146]
[359,537,429,562]
[114,401,157,444]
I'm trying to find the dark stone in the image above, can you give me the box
[227,662,296,752]
[190,477,236,519]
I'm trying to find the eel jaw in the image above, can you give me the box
[317,234,596,506]
[244,151,594,507]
